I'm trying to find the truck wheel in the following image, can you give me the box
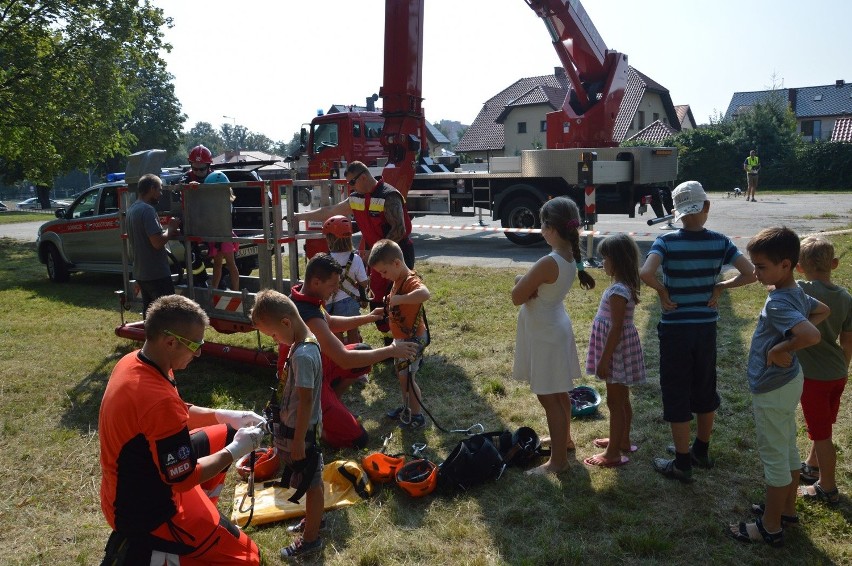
[501,196,544,245]
[45,244,70,282]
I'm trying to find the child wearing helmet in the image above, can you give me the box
[204,171,241,291]
[323,215,369,345]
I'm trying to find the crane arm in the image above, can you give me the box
[525,0,628,147]
[378,0,425,195]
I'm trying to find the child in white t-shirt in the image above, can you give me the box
[322,215,369,344]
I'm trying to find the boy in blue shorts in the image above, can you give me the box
[640,180,756,482]
[795,235,851,506]
[728,227,828,547]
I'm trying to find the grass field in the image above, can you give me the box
[0,210,55,224]
[0,232,850,565]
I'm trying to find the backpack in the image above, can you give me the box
[438,434,505,491]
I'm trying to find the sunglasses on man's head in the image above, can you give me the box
[164,329,204,352]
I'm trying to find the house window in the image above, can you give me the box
[518,122,527,134]
[653,112,659,122]
[637,111,646,130]
[801,120,822,139]
[540,120,547,132]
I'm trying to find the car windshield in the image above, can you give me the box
[312,122,338,154]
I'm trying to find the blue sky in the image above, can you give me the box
[155,0,852,142]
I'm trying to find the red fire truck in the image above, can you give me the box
[297,0,677,245]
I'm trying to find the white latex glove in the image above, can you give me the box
[214,409,265,429]
[224,425,265,461]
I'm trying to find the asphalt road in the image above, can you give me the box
[4,193,849,270]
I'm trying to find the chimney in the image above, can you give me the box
[788,88,798,113]
[555,67,567,81]
[837,79,845,88]
[224,149,239,162]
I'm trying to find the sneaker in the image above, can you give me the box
[653,457,693,483]
[280,537,323,560]
[400,413,426,429]
[386,406,405,420]
[286,517,328,534]
[660,222,676,230]
[356,373,370,385]
[666,445,714,469]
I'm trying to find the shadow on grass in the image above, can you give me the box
[630,271,837,563]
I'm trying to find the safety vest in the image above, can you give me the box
[746,155,760,173]
[349,179,413,249]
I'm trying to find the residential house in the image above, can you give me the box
[675,105,697,130]
[456,67,683,160]
[724,80,852,142]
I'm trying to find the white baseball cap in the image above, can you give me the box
[672,181,708,221]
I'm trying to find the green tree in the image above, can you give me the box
[729,91,800,187]
[274,132,303,159]
[104,58,186,173]
[182,122,224,157]
[244,132,274,153]
[0,1,175,190]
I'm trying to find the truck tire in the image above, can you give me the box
[500,196,544,245]
[45,243,70,282]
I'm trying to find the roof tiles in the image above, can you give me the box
[830,116,852,142]
[626,119,678,143]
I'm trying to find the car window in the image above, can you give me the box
[99,187,119,215]
[69,189,99,219]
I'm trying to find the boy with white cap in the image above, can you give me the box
[640,181,757,482]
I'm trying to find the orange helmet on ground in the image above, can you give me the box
[362,453,406,484]
[188,145,213,165]
[322,215,353,238]
[236,447,280,482]
[395,458,438,498]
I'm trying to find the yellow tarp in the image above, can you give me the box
[230,460,373,527]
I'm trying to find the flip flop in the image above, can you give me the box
[592,438,638,452]
[583,454,629,468]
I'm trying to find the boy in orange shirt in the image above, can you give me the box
[368,239,431,428]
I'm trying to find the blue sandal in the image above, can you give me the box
[800,462,820,484]
[750,503,799,526]
[799,482,840,507]
[728,517,784,547]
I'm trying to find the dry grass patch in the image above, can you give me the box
[0,235,850,564]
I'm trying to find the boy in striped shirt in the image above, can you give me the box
[640,181,757,482]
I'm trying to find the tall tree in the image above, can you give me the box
[0,1,177,188]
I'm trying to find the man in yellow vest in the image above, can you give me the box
[743,150,760,202]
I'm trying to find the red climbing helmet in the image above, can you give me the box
[322,215,353,238]
[236,447,281,482]
[395,458,438,498]
[362,452,406,484]
[188,145,213,165]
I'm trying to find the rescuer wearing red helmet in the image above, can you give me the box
[99,294,265,564]
[178,145,216,285]
[186,144,214,182]
[294,161,414,344]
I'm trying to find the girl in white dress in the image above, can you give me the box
[512,197,596,474]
